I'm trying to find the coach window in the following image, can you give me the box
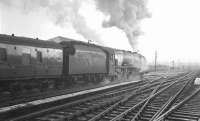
[36,51,43,63]
[0,48,7,62]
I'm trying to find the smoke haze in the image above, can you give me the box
[95,0,150,49]
[0,0,149,50]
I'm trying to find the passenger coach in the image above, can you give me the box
[0,34,63,93]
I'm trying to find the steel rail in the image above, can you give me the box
[110,73,191,121]
[6,77,165,121]
[88,79,164,121]
[129,81,163,121]
[154,87,200,121]
[88,73,192,121]
[5,72,192,121]
[23,76,173,121]
[149,77,194,121]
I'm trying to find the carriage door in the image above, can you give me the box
[63,48,69,75]
[109,54,115,75]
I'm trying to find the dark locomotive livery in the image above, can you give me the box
[0,34,147,95]
[60,40,116,84]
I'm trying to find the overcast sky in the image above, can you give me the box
[0,0,200,64]
[138,0,200,65]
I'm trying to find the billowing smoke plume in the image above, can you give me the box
[0,0,104,44]
[0,0,150,49]
[95,0,150,49]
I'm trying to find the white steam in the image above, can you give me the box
[0,0,150,49]
[95,0,150,49]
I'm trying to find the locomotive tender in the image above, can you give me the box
[0,34,146,95]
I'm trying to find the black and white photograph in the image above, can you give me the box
[0,0,200,121]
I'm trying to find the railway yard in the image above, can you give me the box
[1,0,200,121]
[1,71,200,121]
[2,34,199,121]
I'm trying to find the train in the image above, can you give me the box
[0,34,147,95]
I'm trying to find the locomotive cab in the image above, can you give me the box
[100,47,116,76]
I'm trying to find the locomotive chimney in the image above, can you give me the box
[11,34,15,37]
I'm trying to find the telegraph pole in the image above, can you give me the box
[154,51,157,71]
[172,60,175,70]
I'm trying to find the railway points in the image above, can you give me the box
[154,81,200,121]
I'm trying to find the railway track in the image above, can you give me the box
[0,71,185,109]
[0,80,146,108]
[87,73,195,121]
[3,72,192,121]
[1,76,164,120]
[154,82,200,121]
[0,71,185,108]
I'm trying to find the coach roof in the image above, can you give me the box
[0,34,62,49]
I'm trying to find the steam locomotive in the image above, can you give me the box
[0,34,147,95]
